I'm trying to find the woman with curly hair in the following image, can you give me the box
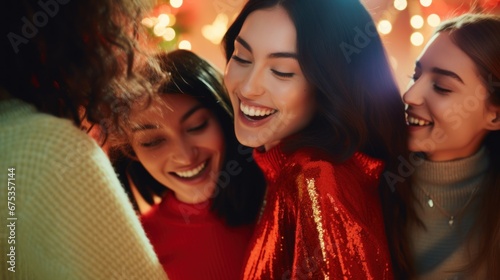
[0,0,167,279]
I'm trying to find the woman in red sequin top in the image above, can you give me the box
[222,0,410,279]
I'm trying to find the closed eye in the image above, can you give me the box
[232,55,251,64]
[272,69,294,78]
[140,138,165,148]
[187,120,208,133]
[433,84,452,94]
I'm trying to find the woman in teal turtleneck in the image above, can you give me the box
[388,13,500,279]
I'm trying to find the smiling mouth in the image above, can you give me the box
[171,160,208,179]
[240,102,277,121]
[406,115,433,126]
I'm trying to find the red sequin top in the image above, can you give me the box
[241,144,394,279]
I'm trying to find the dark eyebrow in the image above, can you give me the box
[132,104,204,133]
[180,104,203,123]
[235,36,252,52]
[235,36,298,60]
[416,61,464,84]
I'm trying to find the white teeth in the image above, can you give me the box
[174,162,206,178]
[240,103,276,117]
[407,116,431,126]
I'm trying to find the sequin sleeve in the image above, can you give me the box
[289,157,393,279]
[242,148,393,280]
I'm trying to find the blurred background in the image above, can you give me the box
[142,0,500,92]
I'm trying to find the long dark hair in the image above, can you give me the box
[112,50,266,226]
[223,0,414,276]
[0,0,155,132]
[397,13,500,278]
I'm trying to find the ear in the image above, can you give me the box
[485,105,500,131]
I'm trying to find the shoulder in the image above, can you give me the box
[286,148,383,182]
[284,147,344,180]
[1,105,112,188]
[2,106,96,159]
[282,148,383,206]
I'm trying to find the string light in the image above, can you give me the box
[377,20,392,35]
[162,27,176,41]
[202,13,229,44]
[141,17,156,29]
[411,32,424,46]
[394,0,408,11]
[153,25,168,37]
[157,14,170,27]
[420,0,432,7]
[168,14,177,26]
[170,0,183,9]
[178,40,192,50]
[410,15,424,29]
[427,14,441,27]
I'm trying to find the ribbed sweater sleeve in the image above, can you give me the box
[0,99,168,280]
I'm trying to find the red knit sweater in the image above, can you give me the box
[141,194,254,280]
[242,144,394,279]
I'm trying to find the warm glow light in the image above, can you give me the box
[377,20,392,35]
[389,56,398,70]
[170,0,183,8]
[168,14,177,26]
[157,14,170,27]
[141,17,156,29]
[153,25,167,37]
[178,40,192,50]
[410,15,424,29]
[202,13,229,44]
[162,27,176,41]
[427,14,441,27]
[411,32,424,46]
[394,0,408,11]
[420,0,432,7]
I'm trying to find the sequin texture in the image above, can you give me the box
[241,145,393,279]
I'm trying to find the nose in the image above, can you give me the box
[170,139,198,165]
[403,80,425,106]
[239,66,265,99]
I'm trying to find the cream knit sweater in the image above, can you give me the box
[0,99,167,279]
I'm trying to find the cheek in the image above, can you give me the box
[224,64,236,89]
[224,62,245,92]
[203,126,225,162]
[133,147,163,174]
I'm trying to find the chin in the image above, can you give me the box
[235,131,260,148]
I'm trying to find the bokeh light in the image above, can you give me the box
[170,0,183,8]
[410,32,425,46]
[410,15,424,29]
[394,0,408,11]
[378,20,393,35]
[420,0,432,7]
[427,14,441,27]
[178,40,192,50]
[162,27,176,41]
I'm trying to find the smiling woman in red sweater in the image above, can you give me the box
[109,50,266,280]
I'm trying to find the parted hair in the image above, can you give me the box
[223,1,414,276]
